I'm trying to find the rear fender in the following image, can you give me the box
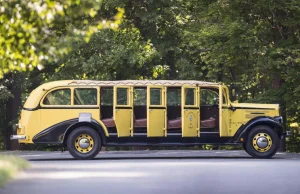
[63,119,108,145]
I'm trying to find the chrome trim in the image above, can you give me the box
[10,135,26,140]
[78,138,90,149]
[274,116,283,124]
[256,136,268,148]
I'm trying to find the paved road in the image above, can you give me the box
[1,150,300,194]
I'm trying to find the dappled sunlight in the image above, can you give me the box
[19,155,43,157]
[29,160,236,171]
[17,171,148,180]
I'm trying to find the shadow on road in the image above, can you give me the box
[26,155,287,161]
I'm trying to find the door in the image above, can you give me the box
[181,86,200,137]
[147,86,166,137]
[220,86,231,136]
[113,86,133,137]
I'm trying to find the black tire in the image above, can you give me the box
[67,126,101,160]
[243,143,250,155]
[245,125,279,158]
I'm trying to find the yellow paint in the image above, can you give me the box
[221,109,231,136]
[147,86,166,137]
[18,110,40,143]
[229,103,279,136]
[181,86,200,137]
[113,86,133,137]
[147,109,166,136]
[220,86,230,137]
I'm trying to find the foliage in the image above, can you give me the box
[0,0,124,77]
[1,0,300,151]
[0,154,29,187]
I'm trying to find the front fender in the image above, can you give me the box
[232,116,283,143]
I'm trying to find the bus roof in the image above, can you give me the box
[38,80,221,91]
[24,80,221,109]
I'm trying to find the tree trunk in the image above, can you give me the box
[4,81,22,150]
[165,51,176,79]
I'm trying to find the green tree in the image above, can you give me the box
[0,0,123,77]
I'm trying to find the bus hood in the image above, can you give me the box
[230,103,279,110]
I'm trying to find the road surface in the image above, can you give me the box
[1,150,300,194]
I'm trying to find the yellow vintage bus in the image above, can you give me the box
[11,80,286,159]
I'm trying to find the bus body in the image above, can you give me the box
[11,80,285,159]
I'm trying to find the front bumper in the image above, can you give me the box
[284,131,292,136]
[10,135,26,140]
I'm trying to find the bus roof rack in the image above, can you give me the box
[67,80,220,87]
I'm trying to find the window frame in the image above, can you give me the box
[40,87,72,107]
[147,86,166,108]
[222,86,230,106]
[113,86,133,107]
[40,87,99,107]
[73,87,99,107]
[182,86,199,108]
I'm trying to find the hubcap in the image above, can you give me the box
[74,134,94,153]
[252,133,272,152]
[256,136,268,148]
[79,138,90,149]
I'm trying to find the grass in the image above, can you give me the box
[0,154,29,187]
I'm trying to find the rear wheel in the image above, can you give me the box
[244,125,279,158]
[67,126,101,160]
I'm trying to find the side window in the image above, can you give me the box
[74,88,97,105]
[150,88,162,105]
[101,87,113,105]
[167,88,181,106]
[117,88,128,105]
[134,88,146,105]
[185,88,195,105]
[200,89,219,105]
[43,89,71,105]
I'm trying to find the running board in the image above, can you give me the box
[106,142,242,147]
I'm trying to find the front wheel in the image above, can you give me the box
[244,125,279,158]
[67,126,102,160]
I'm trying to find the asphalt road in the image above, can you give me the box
[1,150,300,194]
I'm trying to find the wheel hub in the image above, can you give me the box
[74,134,94,153]
[78,138,90,149]
[252,133,272,152]
[256,136,268,148]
